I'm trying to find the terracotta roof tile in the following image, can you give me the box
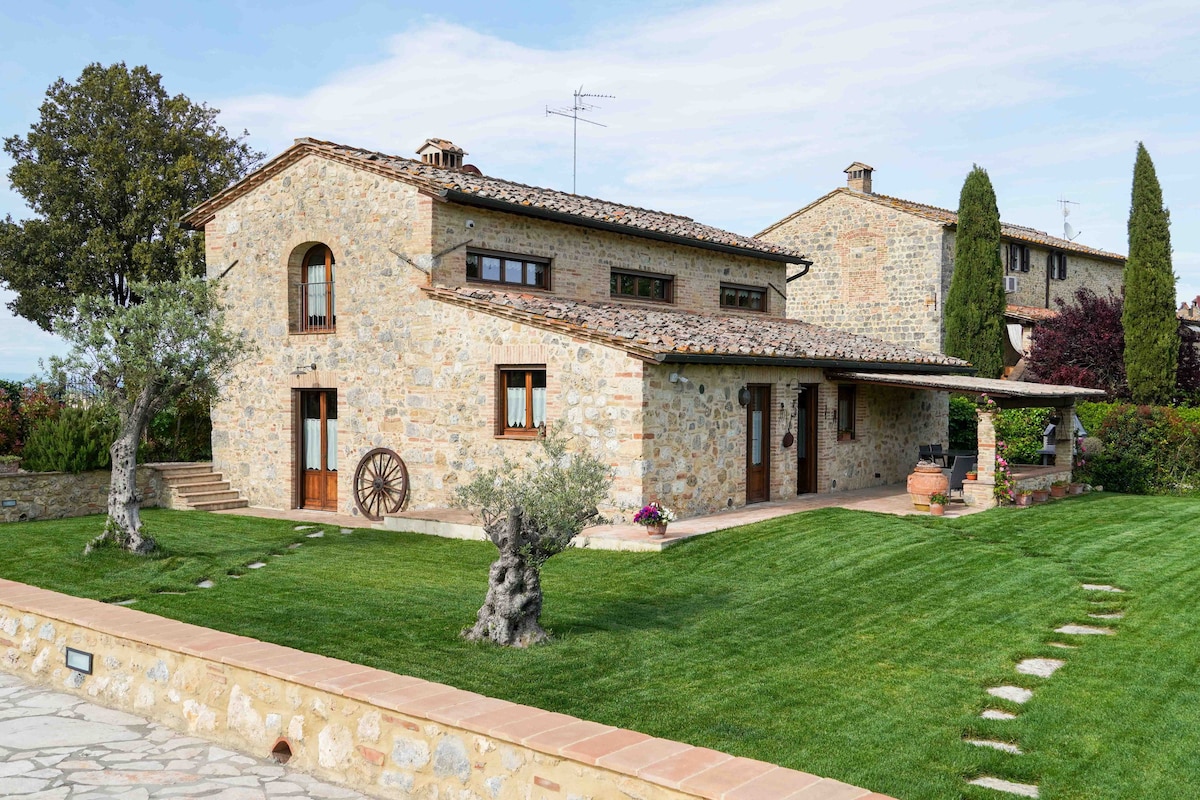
[1005,304,1059,323]
[183,139,807,263]
[425,286,971,369]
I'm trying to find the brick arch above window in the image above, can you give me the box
[286,240,338,334]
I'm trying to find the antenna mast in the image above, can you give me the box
[1058,197,1081,241]
[546,86,615,194]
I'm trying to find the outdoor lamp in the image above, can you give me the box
[738,386,751,407]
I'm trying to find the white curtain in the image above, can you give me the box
[1007,323,1025,356]
[752,410,763,465]
[507,387,527,427]
[326,419,337,471]
[304,418,321,470]
[307,262,327,319]
[532,386,546,428]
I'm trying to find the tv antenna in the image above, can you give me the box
[546,86,615,194]
[1058,197,1081,241]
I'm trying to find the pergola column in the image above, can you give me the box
[962,406,998,508]
[1054,403,1076,475]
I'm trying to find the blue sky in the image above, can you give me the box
[2,0,1199,381]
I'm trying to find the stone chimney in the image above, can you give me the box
[416,138,466,169]
[1180,298,1200,322]
[844,162,874,194]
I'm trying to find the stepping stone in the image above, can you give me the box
[1088,612,1124,620]
[968,776,1039,797]
[340,528,353,535]
[196,580,215,589]
[1082,584,1124,593]
[228,574,241,579]
[982,709,1017,720]
[987,686,1033,704]
[155,591,187,596]
[306,531,324,538]
[247,562,266,569]
[1055,624,1113,635]
[966,738,1023,755]
[287,543,303,549]
[1016,658,1065,678]
[109,599,137,606]
[293,525,314,531]
[1047,642,1077,649]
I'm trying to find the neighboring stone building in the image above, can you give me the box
[183,138,972,523]
[757,164,1127,373]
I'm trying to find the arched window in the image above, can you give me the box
[299,244,335,332]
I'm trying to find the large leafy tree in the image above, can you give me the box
[1123,143,1179,405]
[944,166,1006,378]
[0,62,261,329]
[51,278,252,555]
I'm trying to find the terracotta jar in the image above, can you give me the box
[907,464,949,510]
[646,524,667,537]
[1050,484,1068,498]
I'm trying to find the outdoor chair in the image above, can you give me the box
[947,455,977,500]
[929,444,948,467]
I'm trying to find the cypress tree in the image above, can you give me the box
[1123,142,1178,405]
[944,166,1006,378]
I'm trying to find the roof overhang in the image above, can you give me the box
[658,354,974,373]
[441,190,807,265]
[827,371,1107,408]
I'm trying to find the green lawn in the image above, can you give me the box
[2,496,1197,800]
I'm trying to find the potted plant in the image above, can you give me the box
[1050,480,1069,498]
[928,492,949,516]
[965,469,978,481]
[1031,487,1050,503]
[0,455,20,475]
[633,502,676,537]
[1015,490,1033,507]
[1069,481,1085,495]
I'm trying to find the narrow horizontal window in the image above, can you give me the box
[467,251,550,289]
[720,283,767,312]
[610,269,674,303]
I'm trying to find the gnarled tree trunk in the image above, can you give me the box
[464,506,548,647]
[86,382,158,555]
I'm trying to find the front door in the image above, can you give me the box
[796,386,818,494]
[299,390,338,511]
[746,384,771,504]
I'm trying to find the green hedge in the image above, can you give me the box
[1078,403,1200,495]
[996,407,1051,464]
[21,405,116,473]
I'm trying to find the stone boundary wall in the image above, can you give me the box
[0,579,893,800]
[0,467,162,523]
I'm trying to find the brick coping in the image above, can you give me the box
[0,578,894,800]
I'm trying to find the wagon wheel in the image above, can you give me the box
[353,448,409,522]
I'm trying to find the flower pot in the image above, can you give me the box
[1069,483,1084,495]
[1015,493,1032,507]
[929,503,945,516]
[646,523,667,537]
[1031,489,1049,504]
[965,472,977,482]
[1050,484,1068,498]
[907,464,949,510]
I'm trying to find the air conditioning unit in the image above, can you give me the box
[1004,276,1018,293]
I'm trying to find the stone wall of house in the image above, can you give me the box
[204,154,648,520]
[0,468,161,523]
[759,192,947,352]
[954,233,1125,310]
[430,203,790,317]
[0,581,888,800]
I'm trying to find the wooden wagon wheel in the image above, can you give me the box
[353,448,409,522]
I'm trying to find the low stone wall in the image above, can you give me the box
[0,467,162,523]
[0,579,892,800]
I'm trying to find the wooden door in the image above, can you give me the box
[299,390,338,511]
[796,386,818,494]
[746,385,771,504]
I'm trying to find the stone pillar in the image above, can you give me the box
[1055,403,1075,477]
[963,408,998,508]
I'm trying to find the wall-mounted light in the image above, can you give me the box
[289,363,317,377]
[668,372,690,385]
[738,386,751,407]
[65,647,93,675]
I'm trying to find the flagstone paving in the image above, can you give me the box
[0,672,369,799]
[968,776,1040,798]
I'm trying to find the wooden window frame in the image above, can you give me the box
[298,244,336,334]
[1006,243,1031,274]
[466,249,551,291]
[496,365,548,438]
[610,268,675,304]
[837,385,856,442]
[1048,250,1068,280]
[720,282,768,313]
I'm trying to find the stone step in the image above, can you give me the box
[164,472,224,487]
[155,463,214,477]
[190,498,249,512]
[184,489,241,504]
[174,481,232,496]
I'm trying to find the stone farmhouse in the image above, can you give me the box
[182,138,978,523]
[757,163,1127,375]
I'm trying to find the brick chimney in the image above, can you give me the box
[844,162,874,194]
[416,138,466,169]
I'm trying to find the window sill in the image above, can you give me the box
[837,434,855,443]
[610,295,674,306]
[494,433,542,440]
[290,329,337,336]
[466,278,552,292]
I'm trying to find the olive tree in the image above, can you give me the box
[50,277,252,555]
[456,429,611,647]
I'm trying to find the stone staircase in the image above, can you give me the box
[155,463,248,512]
